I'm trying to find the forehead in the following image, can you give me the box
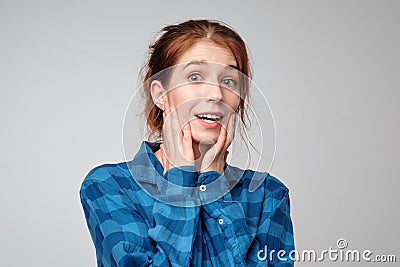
[175,41,237,67]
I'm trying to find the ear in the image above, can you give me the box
[150,80,168,110]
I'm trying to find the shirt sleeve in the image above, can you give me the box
[255,177,295,266]
[80,167,200,267]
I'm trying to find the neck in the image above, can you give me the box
[192,139,219,169]
[154,139,220,170]
[192,140,202,161]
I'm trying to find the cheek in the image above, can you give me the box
[168,88,200,106]
[224,92,241,111]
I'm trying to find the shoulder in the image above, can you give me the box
[228,164,289,191]
[80,161,133,193]
[264,172,290,196]
[228,165,290,199]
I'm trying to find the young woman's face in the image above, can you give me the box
[163,41,241,144]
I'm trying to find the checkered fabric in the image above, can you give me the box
[80,141,294,266]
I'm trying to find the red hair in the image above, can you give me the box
[141,19,252,140]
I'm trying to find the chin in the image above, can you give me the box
[192,133,219,145]
[189,121,219,144]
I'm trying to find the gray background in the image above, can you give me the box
[1,0,398,266]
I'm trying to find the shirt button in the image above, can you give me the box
[199,184,207,192]
[218,218,224,225]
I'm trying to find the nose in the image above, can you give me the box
[205,83,223,102]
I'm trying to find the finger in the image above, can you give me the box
[170,105,185,150]
[170,105,182,138]
[214,113,235,155]
[169,105,185,154]
[162,103,176,168]
[163,101,175,146]
[163,98,170,117]
[181,121,193,156]
[224,113,236,148]
[214,120,227,154]
[181,121,192,143]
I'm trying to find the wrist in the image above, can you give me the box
[199,162,224,174]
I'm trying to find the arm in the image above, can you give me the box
[80,167,200,267]
[255,176,295,266]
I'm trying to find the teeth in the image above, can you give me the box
[196,114,221,121]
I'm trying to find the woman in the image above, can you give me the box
[80,19,294,266]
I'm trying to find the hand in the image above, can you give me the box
[160,101,195,174]
[198,113,236,173]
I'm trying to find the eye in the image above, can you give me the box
[221,78,237,87]
[188,73,203,82]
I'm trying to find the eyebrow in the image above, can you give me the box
[182,60,238,70]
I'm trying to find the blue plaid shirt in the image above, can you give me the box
[80,141,294,266]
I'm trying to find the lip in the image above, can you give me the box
[194,111,224,118]
[193,110,226,129]
[196,117,221,129]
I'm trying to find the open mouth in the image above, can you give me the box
[195,113,222,123]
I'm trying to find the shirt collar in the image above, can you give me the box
[127,141,163,185]
[127,140,243,187]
